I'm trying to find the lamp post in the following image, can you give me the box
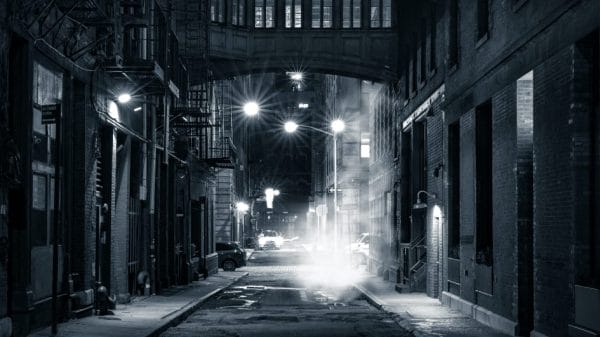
[236,202,250,246]
[284,119,345,251]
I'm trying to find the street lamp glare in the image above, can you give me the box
[274,189,280,196]
[284,121,298,133]
[331,119,345,133]
[117,93,132,103]
[236,202,250,213]
[244,101,260,116]
[290,72,303,81]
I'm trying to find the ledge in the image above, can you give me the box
[441,291,518,336]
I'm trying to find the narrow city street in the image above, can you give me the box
[161,247,413,337]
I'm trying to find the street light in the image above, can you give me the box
[413,190,437,209]
[117,93,132,103]
[331,119,345,133]
[288,72,303,81]
[284,121,299,133]
[265,188,280,209]
[236,202,250,213]
[243,101,260,116]
[236,202,250,245]
[282,120,345,251]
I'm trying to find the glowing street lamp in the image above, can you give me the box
[289,72,303,81]
[331,119,345,133]
[284,121,299,133]
[243,101,260,117]
[236,202,250,213]
[117,93,132,103]
[265,188,280,209]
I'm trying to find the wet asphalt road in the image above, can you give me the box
[160,245,414,337]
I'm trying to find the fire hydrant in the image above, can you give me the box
[96,285,115,315]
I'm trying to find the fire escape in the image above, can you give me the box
[171,0,236,169]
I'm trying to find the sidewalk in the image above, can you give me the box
[354,273,510,337]
[28,271,247,337]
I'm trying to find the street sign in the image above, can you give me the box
[41,104,61,125]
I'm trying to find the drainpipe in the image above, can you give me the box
[149,101,157,294]
[141,103,148,201]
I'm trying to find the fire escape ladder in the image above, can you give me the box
[16,0,117,65]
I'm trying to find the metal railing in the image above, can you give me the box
[401,235,427,289]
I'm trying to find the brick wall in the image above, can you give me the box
[490,80,518,321]
[0,0,9,321]
[458,109,475,304]
[532,45,575,337]
[69,81,98,293]
[425,98,444,298]
[111,136,131,301]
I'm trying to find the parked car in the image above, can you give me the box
[216,242,246,271]
[350,233,370,265]
[258,230,283,250]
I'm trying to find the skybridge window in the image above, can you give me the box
[255,0,275,28]
[312,0,333,28]
[286,0,303,28]
[342,0,361,28]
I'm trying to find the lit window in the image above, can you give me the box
[370,0,391,28]
[210,0,225,23]
[255,0,275,28]
[286,0,302,28]
[312,0,333,28]
[343,0,361,28]
[361,133,370,158]
[232,0,246,26]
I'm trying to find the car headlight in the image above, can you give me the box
[258,237,267,245]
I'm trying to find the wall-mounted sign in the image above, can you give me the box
[41,104,61,125]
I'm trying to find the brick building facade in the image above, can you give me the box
[367,1,599,336]
[0,1,248,335]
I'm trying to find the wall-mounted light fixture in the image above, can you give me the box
[413,190,437,209]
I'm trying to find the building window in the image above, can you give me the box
[448,0,459,67]
[232,0,246,26]
[312,0,332,28]
[403,50,409,101]
[342,0,361,28]
[420,18,427,82]
[411,33,417,93]
[32,62,63,247]
[370,0,391,28]
[430,4,437,71]
[360,133,370,158]
[255,0,275,28]
[475,100,493,266]
[210,0,225,23]
[476,0,489,41]
[286,0,302,28]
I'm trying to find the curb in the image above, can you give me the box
[352,283,434,337]
[147,272,249,337]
